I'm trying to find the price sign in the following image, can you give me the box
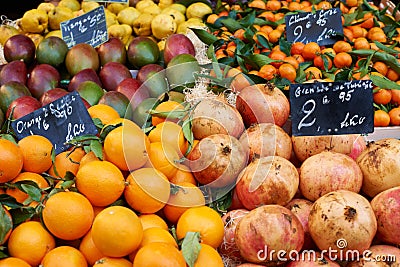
[285,8,343,46]
[61,5,108,49]
[290,80,374,136]
[11,92,98,154]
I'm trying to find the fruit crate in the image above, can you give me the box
[364,126,400,142]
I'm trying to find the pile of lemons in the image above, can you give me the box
[0,0,213,48]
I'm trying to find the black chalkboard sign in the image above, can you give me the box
[11,92,98,154]
[285,8,343,46]
[60,5,108,49]
[290,80,374,136]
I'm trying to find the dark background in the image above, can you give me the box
[2,0,45,20]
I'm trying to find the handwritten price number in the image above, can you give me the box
[298,99,317,131]
[339,89,354,102]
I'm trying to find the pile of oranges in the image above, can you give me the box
[204,0,400,127]
[0,101,227,267]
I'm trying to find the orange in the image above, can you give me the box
[76,160,125,207]
[278,63,297,82]
[124,168,171,214]
[79,229,106,266]
[266,0,281,10]
[103,123,150,171]
[0,138,23,183]
[48,147,85,178]
[302,42,321,61]
[305,67,322,80]
[332,40,352,53]
[373,61,388,76]
[93,257,132,267]
[79,150,102,168]
[148,121,188,156]
[163,182,205,224]
[133,242,186,267]
[373,89,392,105]
[206,14,219,24]
[343,28,354,41]
[288,1,302,11]
[269,50,286,68]
[360,13,374,29]
[0,257,31,267]
[386,68,400,81]
[8,221,56,266]
[249,0,266,9]
[91,205,143,257]
[259,25,273,35]
[138,214,169,231]
[317,0,331,9]
[258,64,277,80]
[283,56,299,69]
[353,37,370,50]
[18,135,53,174]
[391,84,400,105]
[88,104,120,125]
[313,55,332,70]
[346,0,358,7]
[333,52,353,68]
[268,29,282,43]
[389,107,400,126]
[194,244,224,267]
[170,164,197,185]
[6,172,49,205]
[147,141,180,179]
[176,206,224,249]
[348,25,367,38]
[253,31,269,46]
[374,110,390,127]
[40,246,88,267]
[0,206,12,246]
[151,101,185,126]
[290,42,305,56]
[42,191,94,240]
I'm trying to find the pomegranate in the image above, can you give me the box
[292,134,367,162]
[299,151,363,201]
[191,96,245,140]
[370,186,400,245]
[236,83,290,127]
[228,187,246,211]
[286,252,340,267]
[219,209,249,262]
[347,245,400,267]
[188,134,247,188]
[285,198,316,250]
[239,123,292,163]
[235,156,299,209]
[308,190,377,260]
[356,138,400,197]
[235,205,304,265]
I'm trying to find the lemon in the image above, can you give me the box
[161,7,185,25]
[151,14,177,40]
[176,18,205,34]
[186,2,212,20]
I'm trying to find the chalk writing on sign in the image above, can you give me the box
[290,80,374,136]
[11,92,98,154]
[61,5,108,48]
[285,8,343,46]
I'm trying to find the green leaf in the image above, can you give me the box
[255,33,271,49]
[189,28,218,46]
[0,194,23,209]
[99,123,122,141]
[239,10,256,28]
[21,184,42,202]
[181,232,202,267]
[0,207,12,243]
[245,54,278,68]
[170,183,181,195]
[0,250,8,259]
[279,38,292,56]
[92,117,104,130]
[370,74,400,90]
[219,17,242,32]
[373,41,399,55]
[9,207,36,227]
[90,139,103,160]
[182,119,194,156]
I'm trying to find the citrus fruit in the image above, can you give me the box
[195,244,224,267]
[170,164,197,185]
[133,242,186,267]
[148,121,187,155]
[6,171,49,205]
[48,147,85,178]
[138,214,169,231]
[93,257,132,267]
[151,100,185,126]
[75,160,125,207]
[79,229,106,266]
[91,205,143,257]
[18,135,53,174]
[389,107,400,126]
[147,141,180,180]
[124,167,171,214]
[0,138,23,183]
[88,104,120,125]
[7,221,56,266]
[374,109,390,127]
[176,206,224,249]
[0,257,31,267]
[42,191,94,240]
[103,123,150,171]
[40,246,88,267]
[163,182,206,224]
